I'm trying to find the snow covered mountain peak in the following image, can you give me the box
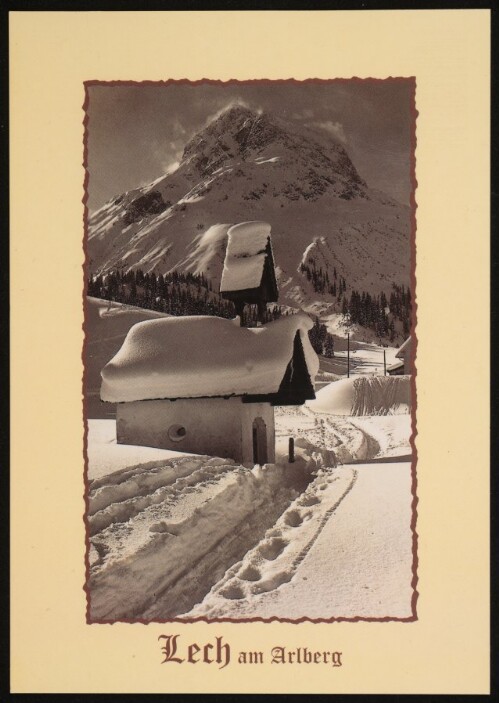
[179,105,367,200]
[87,105,411,313]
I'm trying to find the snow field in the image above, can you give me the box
[88,455,237,535]
[350,415,412,459]
[86,402,413,621]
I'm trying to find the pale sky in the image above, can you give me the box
[85,80,414,212]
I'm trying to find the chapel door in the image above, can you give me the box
[252,417,268,465]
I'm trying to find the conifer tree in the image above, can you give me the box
[324,334,335,358]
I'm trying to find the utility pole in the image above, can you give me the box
[384,349,386,376]
[347,333,350,378]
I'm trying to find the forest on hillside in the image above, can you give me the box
[87,265,410,357]
[299,260,412,341]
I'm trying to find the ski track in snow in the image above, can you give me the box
[275,405,381,463]
[88,459,316,620]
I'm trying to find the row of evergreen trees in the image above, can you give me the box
[87,268,283,327]
[87,267,337,356]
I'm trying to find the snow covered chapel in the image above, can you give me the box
[100,221,318,465]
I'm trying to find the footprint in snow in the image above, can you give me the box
[239,565,261,582]
[220,582,245,600]
[284,510,304,527]
[299,494,321,507]
[258,537,288,561]
[253,570,293,594]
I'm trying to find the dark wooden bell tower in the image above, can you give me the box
[220,221,278,325]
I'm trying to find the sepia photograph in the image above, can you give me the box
[83,79,417,623]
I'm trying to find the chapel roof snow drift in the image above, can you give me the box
[100,313,319,404]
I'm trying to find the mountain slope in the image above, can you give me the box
[87,105,411,311]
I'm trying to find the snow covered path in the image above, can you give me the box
[187,459,413,620]
[185,413,413,620]
[86,404,413,621]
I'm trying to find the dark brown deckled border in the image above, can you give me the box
[82,77,418,625]
[408,77,419,622]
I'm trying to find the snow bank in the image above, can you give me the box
[220,221,271,292]
[87,455,317,621]
[100,313,319,403]
[309,378,355,415]
[308,375,411,416]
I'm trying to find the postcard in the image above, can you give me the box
[10,9,490,695]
